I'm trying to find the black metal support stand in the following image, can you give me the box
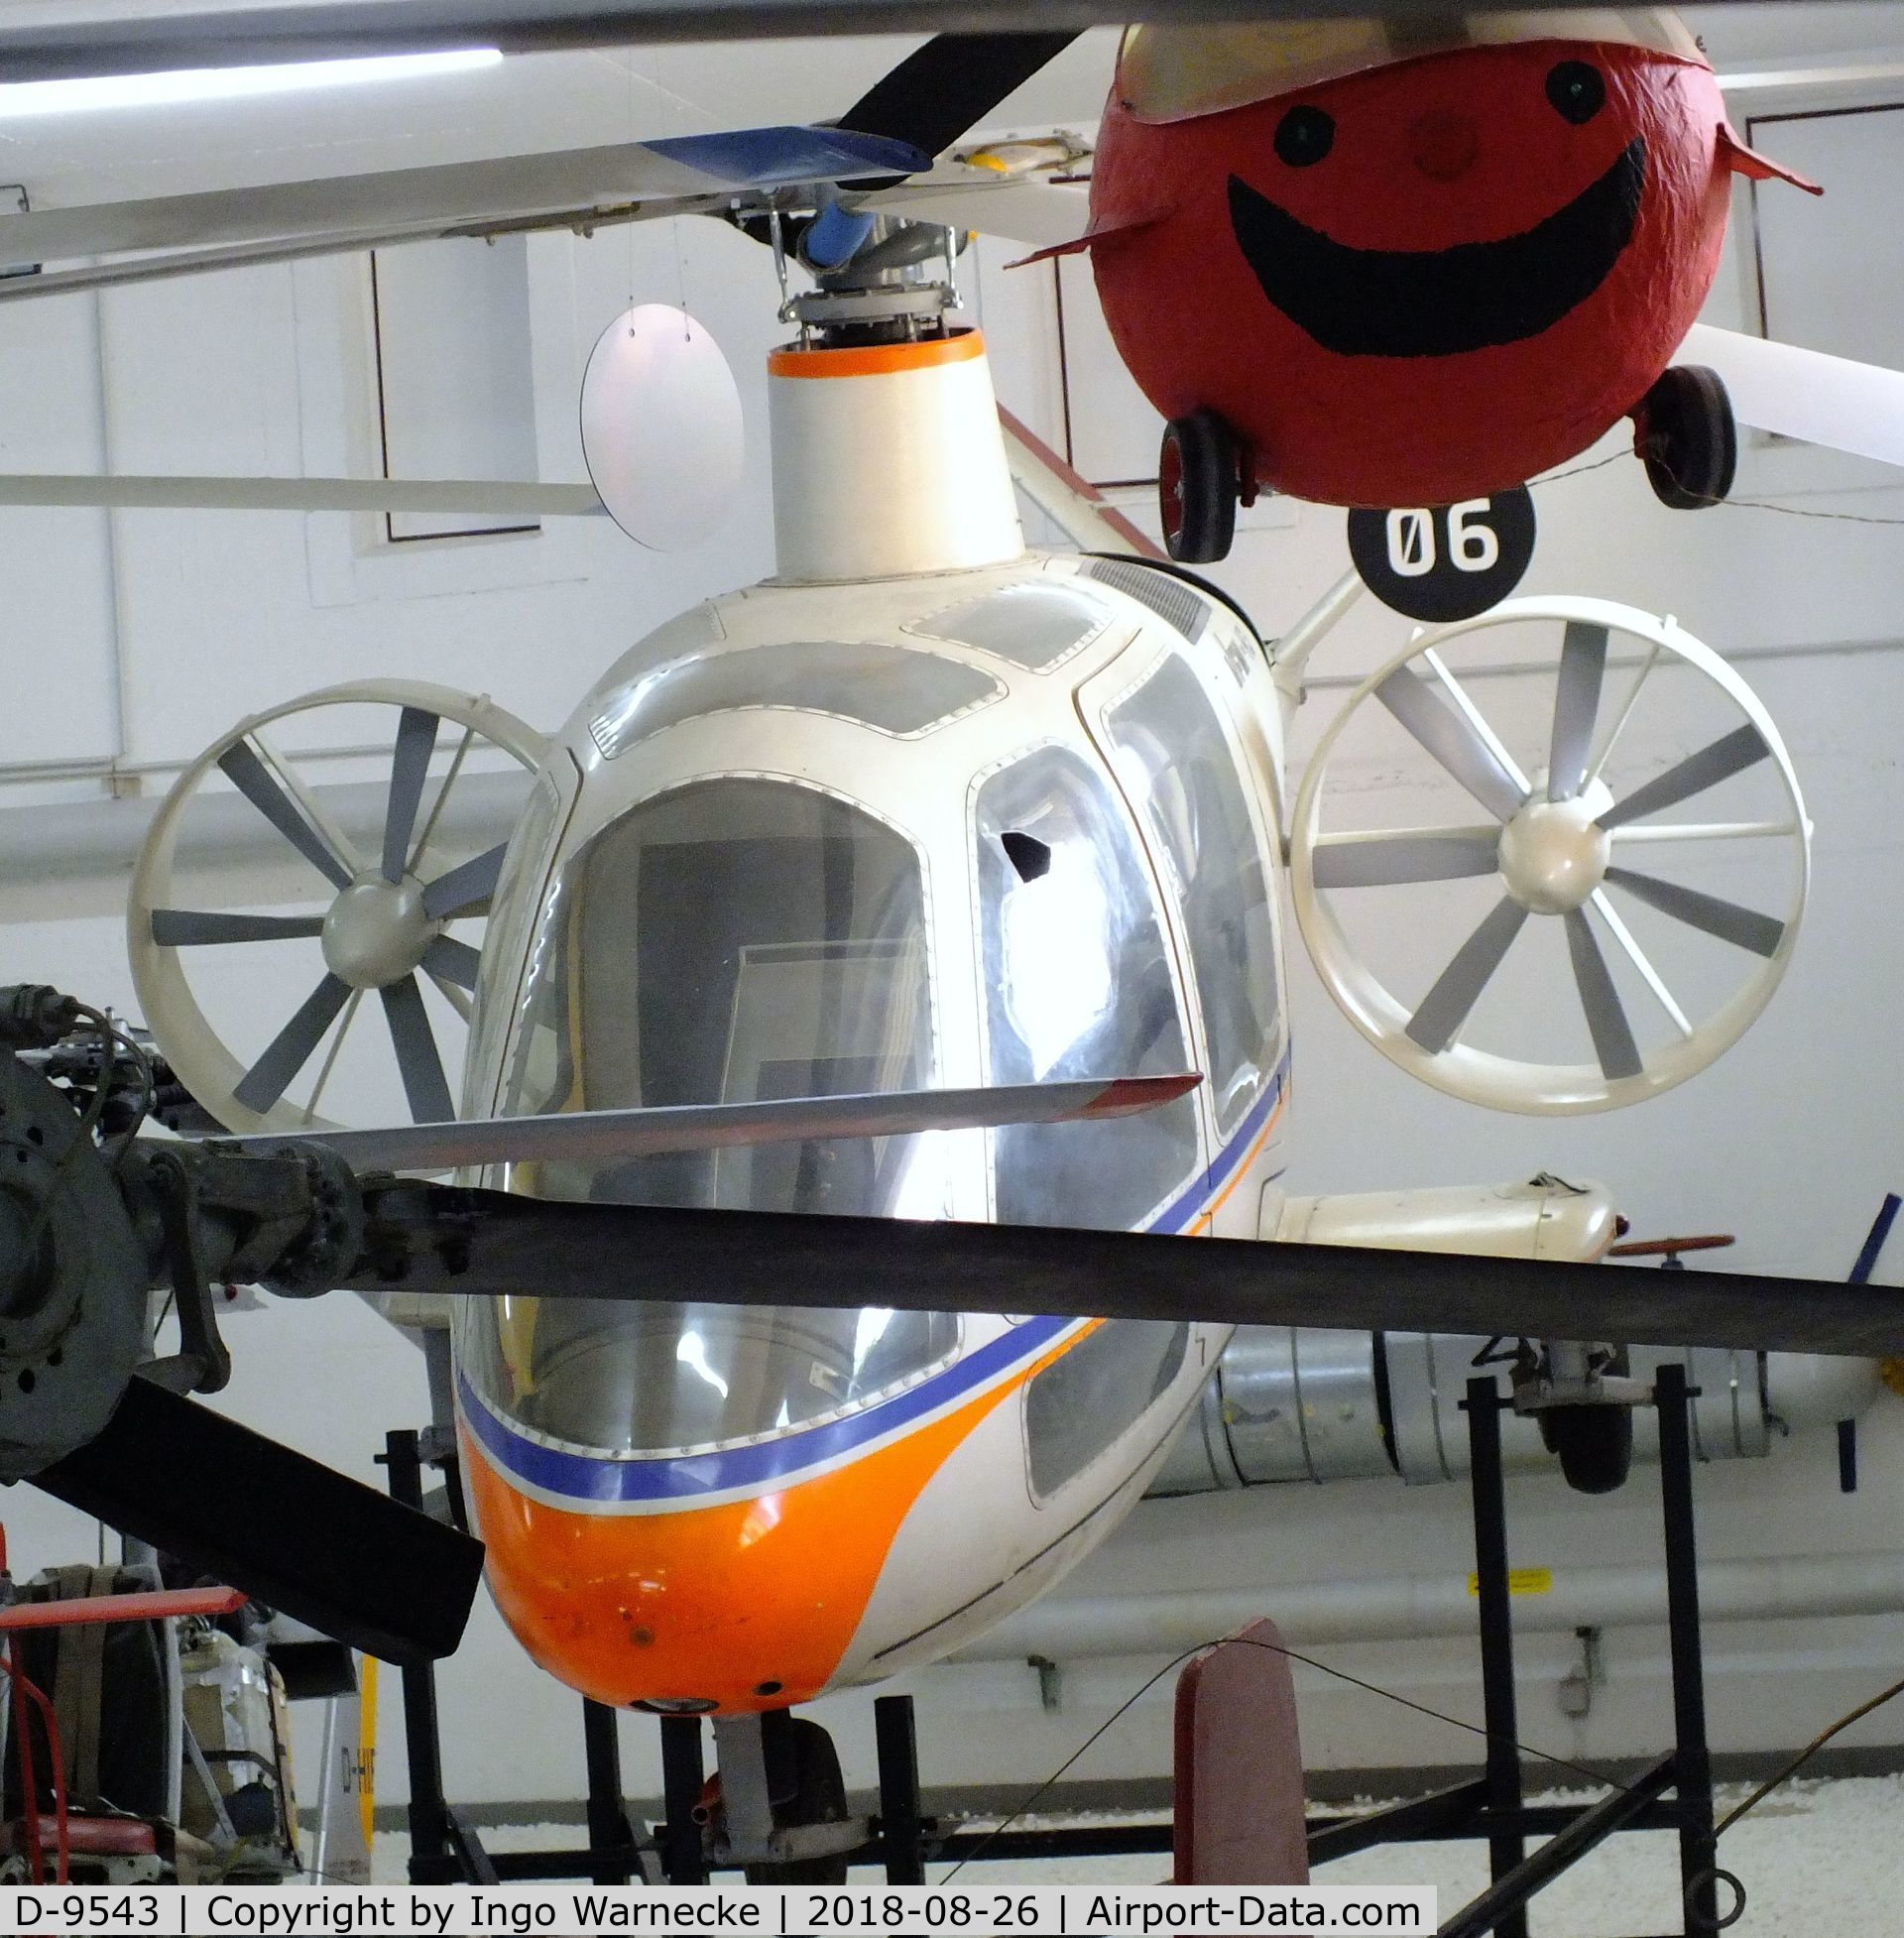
[583,1699,640,1884]
[1657,1365,1720,1938]
[1465,1379,1528,1938]
[659,1715,709,1884]
[875,1694,927,1883]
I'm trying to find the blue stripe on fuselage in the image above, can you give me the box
[460,1049,1291,1506]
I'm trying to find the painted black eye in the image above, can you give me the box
[1546,61,1606,124]
[1274,104,1335,167]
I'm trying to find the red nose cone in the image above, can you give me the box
[1409,108,1480,181]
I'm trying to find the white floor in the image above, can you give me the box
[371,1774,1904,1933]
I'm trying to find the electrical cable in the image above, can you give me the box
[1536,442,1904,526]
[941,1632,1644,1880]
[1715,1673,1904,1839]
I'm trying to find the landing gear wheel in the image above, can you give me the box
[743,1718,850,1885]
[1635,365,1737,511]
[1541,1403,1635,1495]
[129,681,547,1137]
[1159,412,1241,564]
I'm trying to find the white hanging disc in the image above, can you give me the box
[580,303,743,551]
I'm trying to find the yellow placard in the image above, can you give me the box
[1467,1567,1554,1598]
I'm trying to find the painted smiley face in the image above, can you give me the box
[1087,40,1741,507]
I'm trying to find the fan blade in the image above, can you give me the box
[1547,622,1607,802]
[1605,867,1786,958]
[1311,830,1500,890]
[1564,909,1643,1080]
[420,934,484,991]
[1374,666,1528,821]
[151,909,327,946]
[1406,898,1528,1053]
[348,1186,1904,1363]
[381,977,456,1125]
[421,842,509,920]
[1683,324,1904,471]
[838,32,1081,159]
[233,974,352,1114]
[218,742,355,892]
[1600,725,1770,829]
[31,1378,482,1663]
[207,1073,1202,1172]
[383,707,439,885]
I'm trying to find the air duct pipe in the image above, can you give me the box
[953,1550,1904,1663]
[1150,1330,1883,1496]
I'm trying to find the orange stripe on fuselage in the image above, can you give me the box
[1187,1087,1287,1235]
[461,1335,1072,1714]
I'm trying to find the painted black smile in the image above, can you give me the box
[1228,137,1647,359]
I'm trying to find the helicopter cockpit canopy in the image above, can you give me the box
[1115,10,1707,123]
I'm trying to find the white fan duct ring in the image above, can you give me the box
[580,303,744,551]
[1289,597,1811,1115]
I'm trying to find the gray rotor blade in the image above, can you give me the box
[233,974,352,1113]
[421,842,509,920]
[1547,622,1607,802]
[151,909,327,946]
[1406,897,1529,1053]
[1374,666,1528,822]
[1605,867,1786,958]
[1312,831,1500,890]
[420,934,484,991]
[1600,724,1771,830]
[206,1073,1203,1172]
[383,707,439,885]
[349,1188,1904,1362]
[381,977,456,1125]
[218,742,355,892]
[1564,909,1644,1080]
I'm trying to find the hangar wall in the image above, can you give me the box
[1,145,1903,1816]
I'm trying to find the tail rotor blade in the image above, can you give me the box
[32,1378,483,1664]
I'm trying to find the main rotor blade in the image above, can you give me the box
[1311,830,1500,890]
[208,1073,1201,1172]
[838,32,1081,159]
[151,909,327,946]
[31,1378,483,1664]
[1604,867,1786,958]
[1374,666,1528,821]
[1684,324,1904,472]
[381,976,456,1124]
[1564,908,1643,1081]
[383,707,439,885]
[218,742,355,892]
[346,1186,1904,1362]
[233,974,352,1114]
[1547,621,1607,802]
[1600,725,1770,830]
[1406,897,1528,1053]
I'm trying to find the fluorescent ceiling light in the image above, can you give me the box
[0,49,502,118]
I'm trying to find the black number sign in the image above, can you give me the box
[1347,488,1537,622]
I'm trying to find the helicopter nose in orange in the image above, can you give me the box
[1409,109,1480,182]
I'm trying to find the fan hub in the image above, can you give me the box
[321,875,434,989]
[1497,799,1610,915]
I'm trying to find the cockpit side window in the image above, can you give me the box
[1104,654,1279,1138]
[462,778,960,1457]
[973,747,1201,1230]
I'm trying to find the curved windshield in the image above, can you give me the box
[459,779,959,1456]
[974,747,1201,1229]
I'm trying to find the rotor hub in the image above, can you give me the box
[1497,794,1610,916]
[320,875,434,989]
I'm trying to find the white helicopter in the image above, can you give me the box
[0,2,1894,1875]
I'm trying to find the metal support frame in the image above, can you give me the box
[377,1379,1727,1918]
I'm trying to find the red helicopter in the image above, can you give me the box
[1066,11,1821,561]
